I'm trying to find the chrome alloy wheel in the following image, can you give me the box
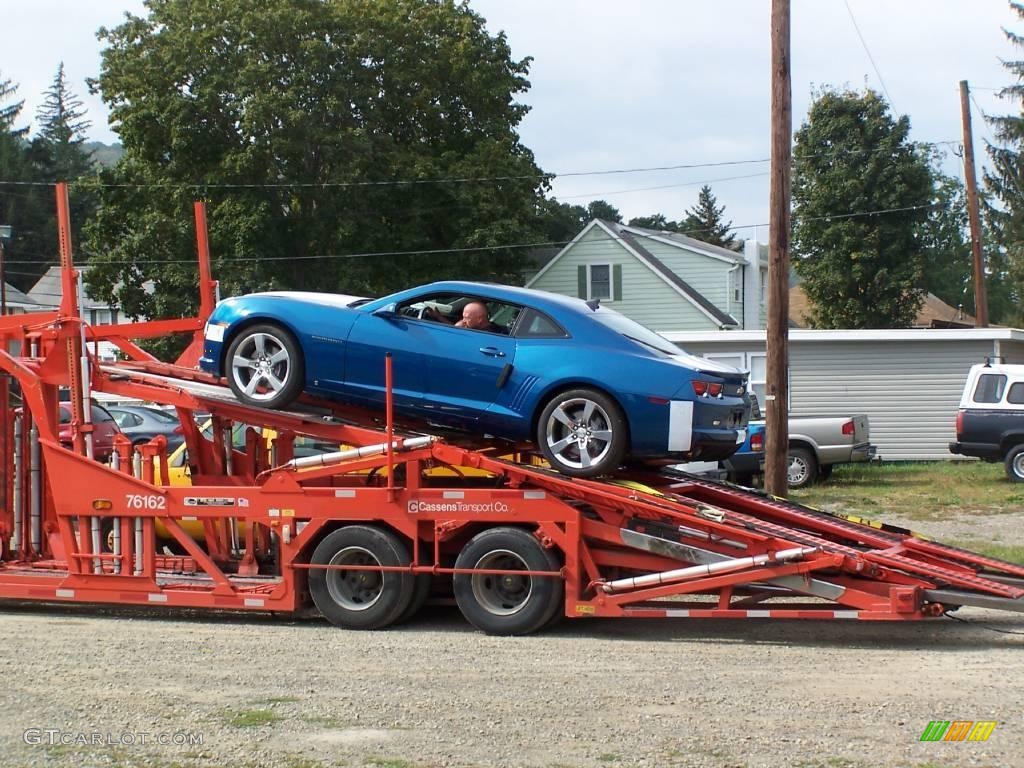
[230,332,292,402]
[543,397,614,472]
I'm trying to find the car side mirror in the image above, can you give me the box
[374,303,398,319]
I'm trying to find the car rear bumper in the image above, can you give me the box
[851,443,877,462]
[723,451,764,475]
[949,441,1001,460]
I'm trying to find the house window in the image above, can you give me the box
[760,269,767,303]
[588,264,613,301]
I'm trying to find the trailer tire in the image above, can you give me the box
[395,573,432,624]
[308,526,415,630]
[453,527,563,636]
[1004,445,1024,483]
[787,447,818,489]
[225,323,305,410]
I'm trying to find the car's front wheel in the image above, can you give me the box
[536,388,627,478]
[225,323,305,409]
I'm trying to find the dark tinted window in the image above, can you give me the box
[514,308,568,339]
[1008,382,1024,404]
[92,405,116,423]
[973,374,1007,404]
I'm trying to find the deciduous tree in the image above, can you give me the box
[84,0,548,334]
[792,87,933,328]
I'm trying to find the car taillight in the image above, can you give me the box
[750,432,764,452]
[842,420,855,436]
[691,380,724,397]
[956,409,964,436]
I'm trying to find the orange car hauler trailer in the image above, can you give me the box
[0,184,1022,635]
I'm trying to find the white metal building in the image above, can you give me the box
[661,328,1024,461]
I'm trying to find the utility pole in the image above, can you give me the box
[959,80,988,327]
[765,0,792,497]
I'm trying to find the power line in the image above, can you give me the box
[0,201,949,270]
[844,0,895,109]
[0,140,961,192]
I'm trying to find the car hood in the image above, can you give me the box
[248,291,369,309]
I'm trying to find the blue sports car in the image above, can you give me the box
[199,281,750,477]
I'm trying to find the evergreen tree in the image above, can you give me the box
[792,87,933,328]
[982,1,1024,326]
[33,63,94,182]
[680,185,736,248]
[0,74,40,293]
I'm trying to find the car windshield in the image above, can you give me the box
[591,310,681,357]
[141,408,178,423]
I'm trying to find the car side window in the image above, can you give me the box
[113,412,141,427]
[973,374,1007,404]
[1008,382,1024,404]
[514,307,568,339]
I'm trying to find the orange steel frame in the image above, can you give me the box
[1,184,1023,627]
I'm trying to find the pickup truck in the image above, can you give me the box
[949,362,1024,481]
[727,398,876,488]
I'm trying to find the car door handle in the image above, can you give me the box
[479,346,506,358]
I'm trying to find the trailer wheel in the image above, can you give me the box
[453,527,563,636]
[309,526,415,630]
[537,388,627,478]
[787,447,818,489]
[1004,445,1024,483]
[225,323,305,409]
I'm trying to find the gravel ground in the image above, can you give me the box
[0,513,1021,768]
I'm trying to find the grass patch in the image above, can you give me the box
[366,759,415,768]
[597,754,621,763]
[226,708,281,728]
[946,540,1024,564]
[302,714,347,728]
[789,461,1024,521]
[283,756,329,768]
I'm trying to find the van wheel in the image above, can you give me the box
[787,447,818,489]
[1004,445,1024,483]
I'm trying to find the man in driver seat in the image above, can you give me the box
[454,300,503,333]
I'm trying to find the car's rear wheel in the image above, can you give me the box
[536,388,627,478]
[225,323,305,409]
[787,447,818,489]
[1004,445,1024,482]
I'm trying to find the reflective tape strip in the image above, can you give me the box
[442,491,465,499]
[832,610,859,619]
[664,609,690,617]
[182,516,198,521]
[668,401,693,452]
[334,490,356,498]
[747,610,771,618]
[244,598,265,607]
[56,589,75,598]
[148,593,168,603]
[523,491,546,499]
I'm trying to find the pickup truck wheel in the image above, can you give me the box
[1004,445,1024,483]
[787,447,818,489]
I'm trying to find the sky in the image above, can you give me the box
[1,0,1020,242]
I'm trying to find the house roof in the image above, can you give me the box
[28,266,112,310]
[610,224,739,328]
[2,282,38,307]
[526,218,741,329]
[619,224,746,264]
[789,284,978,329]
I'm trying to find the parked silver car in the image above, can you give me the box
[107,405,185,449]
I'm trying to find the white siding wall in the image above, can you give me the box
[674,336,1024,460]
[530,228,719,330]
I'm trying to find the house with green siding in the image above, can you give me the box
[525,219,767,331]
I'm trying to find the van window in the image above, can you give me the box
[973,374,1007,404]
[1008,382,1024,404]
